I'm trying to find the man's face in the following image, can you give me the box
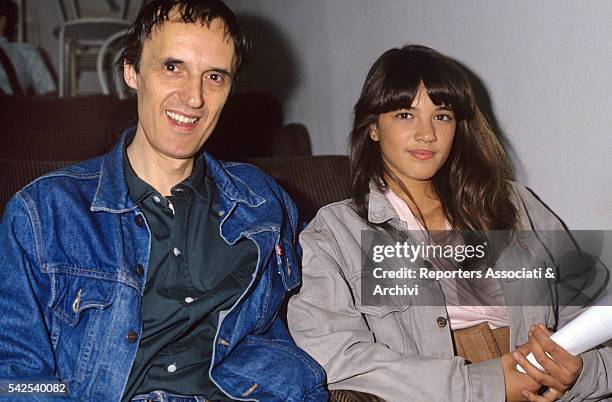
[124,17,236,162]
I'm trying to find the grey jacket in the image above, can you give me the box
[288,182,611,402]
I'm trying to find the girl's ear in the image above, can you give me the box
[369,124,380,141]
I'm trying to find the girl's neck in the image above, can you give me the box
[386,178,448,230]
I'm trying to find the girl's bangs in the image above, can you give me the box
[374,52,473,120]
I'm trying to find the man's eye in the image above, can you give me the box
[164,63,176,72]
[208,73,224,83]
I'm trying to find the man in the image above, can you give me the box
[0,0,55,95]
[0,1,327,401]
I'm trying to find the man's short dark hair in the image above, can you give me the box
[0,0,18,41]
[120,0,249,79]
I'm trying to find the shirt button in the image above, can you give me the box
[153,195,161,204]
[167,364,177,373]
[184,297,195,304]
[135,264,144,276]
[436,316,448,328]
[126,330,138,343]
[134,215,144,227]
[423,260,433,269]
[173,247,182,256]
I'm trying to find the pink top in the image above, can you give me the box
[384,189,510,330]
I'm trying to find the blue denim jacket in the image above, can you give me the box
[0,133,328,402]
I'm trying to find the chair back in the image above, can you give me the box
[55,0,144,22]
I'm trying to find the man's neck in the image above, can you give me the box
[126,133,194,197]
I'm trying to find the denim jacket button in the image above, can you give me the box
[126,330,138,343]
[436,316,448,327]
[135,264,144,276]
[134,215,144,227]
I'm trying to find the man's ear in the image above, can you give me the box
[124,61,138,90]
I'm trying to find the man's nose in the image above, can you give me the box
[180,75,205,109]
[415,119,437,142]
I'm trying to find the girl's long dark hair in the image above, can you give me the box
[350,45,518,230]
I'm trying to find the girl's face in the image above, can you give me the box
[370,85,456,189]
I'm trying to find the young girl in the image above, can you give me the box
[288,45,611,402]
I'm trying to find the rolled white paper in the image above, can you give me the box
[517,294,612,373]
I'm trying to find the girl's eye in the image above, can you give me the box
[396,112,413,120]
[435,113,454,121]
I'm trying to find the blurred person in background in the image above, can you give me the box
[0,0,55,95]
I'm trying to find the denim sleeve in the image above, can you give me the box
[277,183,304,262]
[0,195,75,401]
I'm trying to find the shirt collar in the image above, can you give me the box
[180,154,207,200]
[124,150,156,203]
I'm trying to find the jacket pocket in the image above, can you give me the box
[350,274,438,318]
[49,270,116,327]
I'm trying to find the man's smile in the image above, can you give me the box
[165,110,200,125]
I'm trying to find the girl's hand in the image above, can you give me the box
[513,324,583,401]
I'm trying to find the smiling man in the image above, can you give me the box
[0,1,327,401]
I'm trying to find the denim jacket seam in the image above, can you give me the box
[16,191,45,270]
[243,336,325,381]
[242,225,281,237]
[25,170,101,188]
[246,230,280,331]
[253,270,274,332]
[45,264,127,280]
[72,305,103,383]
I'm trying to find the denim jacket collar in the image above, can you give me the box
[91,128,265,213]
[367,180,400,224]
[91,129,137,213]
[203,157,266,209]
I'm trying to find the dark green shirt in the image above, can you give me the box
[122,150,257,402]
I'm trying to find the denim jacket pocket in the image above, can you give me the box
[50,270,117,327]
